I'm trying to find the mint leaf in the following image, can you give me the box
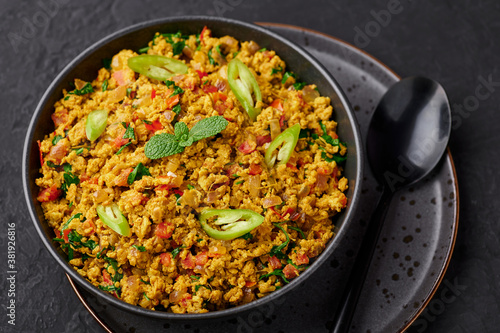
[127,162,151,185]
[174,122,189,141]
[178,137,194,147]
[145,133,184,159]
[189,116,228,142]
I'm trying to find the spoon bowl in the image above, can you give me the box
[366,76,451,190]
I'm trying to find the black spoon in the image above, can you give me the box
[331,76,451,333]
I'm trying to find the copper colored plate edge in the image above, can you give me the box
[258,22,460,333]
[67,22,460,333]
[66,273,114,333]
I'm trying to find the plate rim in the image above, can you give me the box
[68,22,460,333]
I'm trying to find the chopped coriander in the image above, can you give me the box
[233,51,240,58]
[115,142,132,155]
[281,71,296,84]
[99,285,121,295]
[140,279,151,285]
[293,82,306,90]
[172,41,186,56]
[171,245,185,259]
[187,184,195,190]
[259,269,289,284]
[142,119,152,125]
[165,80,184,97]
[74,147,84,155]
[239,232,253,240]
[60,164,80,195]
[67,82,94,96]
[258,47,267,52]
[174,193,182,206]
[190,275,200,281]
[235,180,244,185]
[288,226,306,239]
[132,245,146,252]
[269,222,290,259]
[271,66,283,75]
[208,48,217,66]
[68,201,73,208]
[127,163,151,185]
[143,292,151,301]
[196,238,203,242]
[102,79,108,92]
[46,161,58,168]
[52,135,63,145]
[172,103,181,115]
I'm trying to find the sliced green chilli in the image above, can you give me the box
[265,123,301,168]
[227,59,262,121]
[199,209,264,241]
[85,109,108,141]
[127,55,188,81]
[96,203,131,237]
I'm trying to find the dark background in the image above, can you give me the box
[1,0,499,332]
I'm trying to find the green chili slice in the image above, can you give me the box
[227,59,262,121]
[265,123,301,168]
[85,109,108,141]
[127,55,188,81]
[199,209,264,241]
[96,203,131,237]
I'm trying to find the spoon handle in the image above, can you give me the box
[331,186,393,333]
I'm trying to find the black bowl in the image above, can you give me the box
[22,16,363,320]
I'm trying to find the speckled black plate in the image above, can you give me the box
[69,23,459,333]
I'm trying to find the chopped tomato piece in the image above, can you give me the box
[269,256,282,270]
[63,229,71,243]
[51,109,68,127]
[89,176,99,185]
[180,294,192,307]
[195,251,208,266]
[238,140,256,154]
[155,222,174,239]
[196,70,208,79]
[144,120,163,132]
[256,135,271,146]
[296,253,309,265]
[114,168,133,187]
[112,70,128,86]
[213,92,228,103]
[37,140,44,166]
[248,164,262,175]
[46,141,68,164]
[102,270,113,284]
[112,128,128,148]
[283,264,299,279]
[283,208,295,219]
[37,184,61,202]
[279,113,286,128]
[166,94,180,109]
[181,252,195,269]
[286,162,298,172]
[160,252,172,266]
[151,88,156,99]
[202,84,218,94]
[261,50,274,60]
[270,99,283,111]
[214,102,226,115]
[79,220,96,236]
[245,281,257,288]
[172,189,184,196]
[340,195,347,206]
[200,26,210,45]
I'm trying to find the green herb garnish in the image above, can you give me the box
[239,232,253,240]
[172,103,181,115]
[67,82,94,96]
[271,66,283,75]
[165,80,184,97]
[52,135,63,145]
[127,163,151,185]
[102,79,108,92]
[172,41,186,56]
[288,226,306,239]
[281,72,296,84]
[293,82,306,90]
[171,245,185,259]
[269,222,290,259]
[132,244,146,252]
[145,116,228,159]
[102,58,112,70]
[60,163,80,195]
[208,49,217,66]
[259,269,289,284]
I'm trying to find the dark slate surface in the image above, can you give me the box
[0,1,499,332]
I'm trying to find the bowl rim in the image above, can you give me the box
[22,15,364,320]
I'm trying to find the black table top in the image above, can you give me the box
[1,1,499,332]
